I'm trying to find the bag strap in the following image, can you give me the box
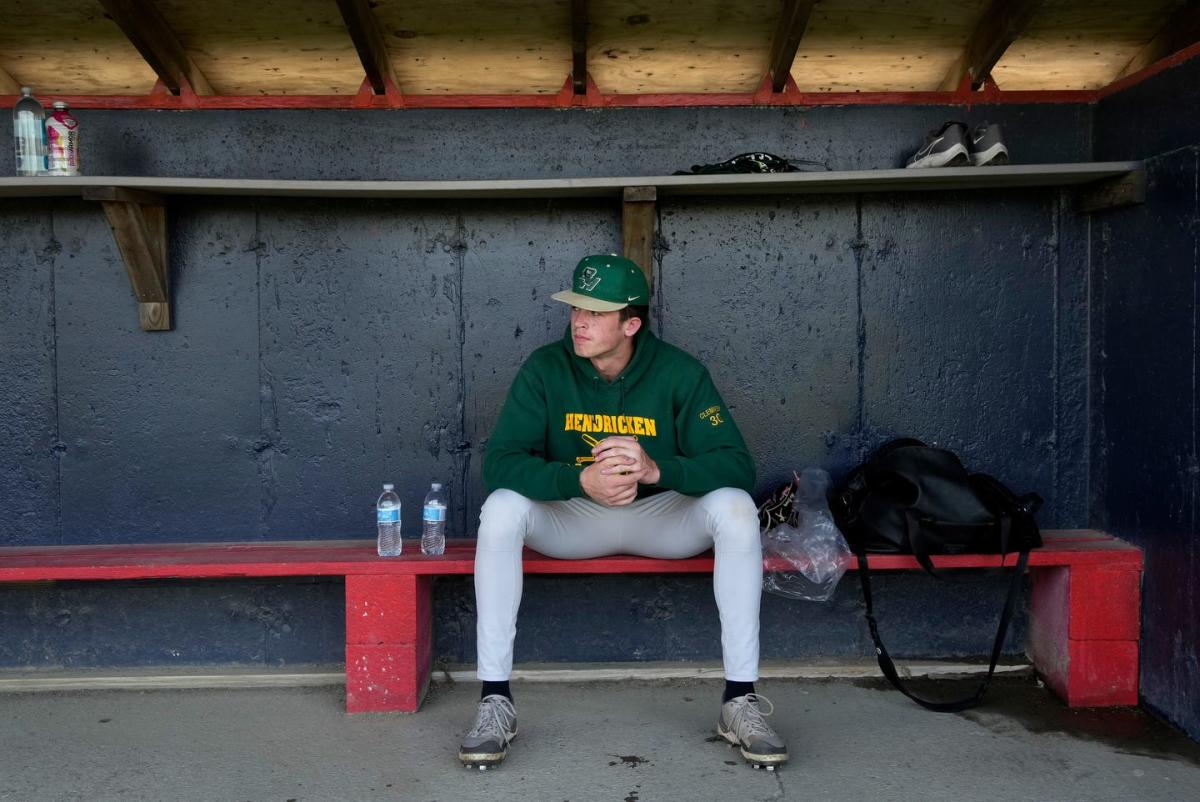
[903,511,941,577]
[855,543,1031,712]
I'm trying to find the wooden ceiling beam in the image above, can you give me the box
[1118,1,1200,80]
[335,0,400,95]
[767,0,817,92]
[940,0,1044,91]
[98,0,213,95]
[571,0,588,95]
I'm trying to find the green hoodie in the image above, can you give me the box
[483,327,756,500]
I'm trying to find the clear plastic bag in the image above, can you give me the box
[762,468,853,602]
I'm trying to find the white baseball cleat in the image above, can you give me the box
[458,694,518,770]
[717,693,789,770]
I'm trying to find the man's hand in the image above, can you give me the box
[580,459,640,506]
[590,436,661,485]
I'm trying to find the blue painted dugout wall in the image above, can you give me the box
[1093,56,1200,741]
[3,69,1189,739]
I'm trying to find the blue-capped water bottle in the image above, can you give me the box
[376,483,401,557]
[421,482,447,556]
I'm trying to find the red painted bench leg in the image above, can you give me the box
[1028,565,1141,707]
[344,574,434,713]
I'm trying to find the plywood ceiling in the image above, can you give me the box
[154,0,366,95]
[587,0,779,94]
[792,0,992,92]
[992,0,1185,89]
[0,0,1191,97]
[374,0,573,95]
[0,0,157,94]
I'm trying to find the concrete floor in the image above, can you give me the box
[1,675,1197,802]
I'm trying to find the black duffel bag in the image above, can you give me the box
[831,438,1043,711]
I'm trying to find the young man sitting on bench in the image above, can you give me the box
[459,254,788,771]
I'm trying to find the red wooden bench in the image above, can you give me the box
[0,529,1141,712]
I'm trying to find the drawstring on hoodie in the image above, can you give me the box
[591,374,627,413]
[589,376,626,411]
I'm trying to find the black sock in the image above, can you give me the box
[723,680,755,703]
[481,680,512,701]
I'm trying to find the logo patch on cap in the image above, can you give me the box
[579,267,601,291]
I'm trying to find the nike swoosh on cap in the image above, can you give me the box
[627,295,641,302]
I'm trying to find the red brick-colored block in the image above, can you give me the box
[1067,567,1141,641]
[1064,640,1140,707]
[1029,566,1070,690]
[345,574,432,646]
[345,640,433,713]
[1029,565,1142,707]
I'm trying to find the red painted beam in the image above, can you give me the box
[0,42,1194,110]
[0,87,1098,110]
[1098,38,1200,100]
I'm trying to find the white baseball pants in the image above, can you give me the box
[473,487,762,681]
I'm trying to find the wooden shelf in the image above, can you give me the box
[0,162,1143,200]
[0,162,1143,332]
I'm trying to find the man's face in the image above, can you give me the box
[570,306,637,360]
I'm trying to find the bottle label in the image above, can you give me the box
[377,507,399,524]
[422,503,446,522]
[46,116,80,173]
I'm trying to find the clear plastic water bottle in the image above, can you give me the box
[421,482,447,556]
[13,87,47,177]
[376,483,402,557]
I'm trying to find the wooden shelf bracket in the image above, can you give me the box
[83,187,171,331]
[622,185,657,286]
[1076,168,1147,214]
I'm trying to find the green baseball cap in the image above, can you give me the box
[551,254,651,312]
